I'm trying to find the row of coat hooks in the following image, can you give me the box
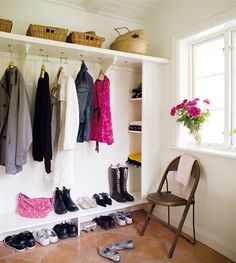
[6,44,118,78]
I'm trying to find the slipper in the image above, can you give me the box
[83,196,97,208]
[77,197,91,209]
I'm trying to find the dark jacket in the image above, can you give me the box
[0,66,32,174]
[75,61,93,142]
[32,72,52,173]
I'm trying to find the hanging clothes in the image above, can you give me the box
[32,72,52,174]
[0,66,32,174]
[90,75,114,152]
[51,68,79,187]
[75,61,93,142]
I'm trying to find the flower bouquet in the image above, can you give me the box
[170,98,210,144]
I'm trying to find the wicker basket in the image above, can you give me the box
[67,31,105,48]
[110,27,148,55]
[26,24,68,42]
[0,18,13,33]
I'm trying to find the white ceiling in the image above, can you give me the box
[45,0,162,23]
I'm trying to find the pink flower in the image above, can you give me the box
[183,99,188,103]
[176,102,185,109]
[170,107,176,116]
[203,99,210,104]
[194,98,200,101]
[188,106,201,117]
[188,100,197,107]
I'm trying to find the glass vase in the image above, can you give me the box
[191,129,202,145]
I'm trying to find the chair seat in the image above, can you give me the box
[147,192,187,206]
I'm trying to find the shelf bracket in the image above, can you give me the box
[100,56,118,74]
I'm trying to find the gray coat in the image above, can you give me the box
[0,66,32,174]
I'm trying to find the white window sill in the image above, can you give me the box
[169,145,236,159]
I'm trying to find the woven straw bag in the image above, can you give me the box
[110,27,148,55]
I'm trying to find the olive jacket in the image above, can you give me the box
[0,66,32,174]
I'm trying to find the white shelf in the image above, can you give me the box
[0,192,146,240]
[0,31,169,67]
[128,98,142,102]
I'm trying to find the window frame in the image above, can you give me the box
[175,24,236,152]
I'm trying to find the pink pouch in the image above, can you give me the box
[17,193,54,218]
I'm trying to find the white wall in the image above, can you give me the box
[144,1,236,261]
[0,0,142,49]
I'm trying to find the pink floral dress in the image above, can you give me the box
[90,76,114,152]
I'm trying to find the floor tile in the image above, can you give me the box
[0,242,14,259]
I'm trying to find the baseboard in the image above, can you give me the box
[151,208,236,262]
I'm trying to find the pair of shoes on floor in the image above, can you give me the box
[54,186,79,215]
[93,215,115,230]
[110,211,132,226]
[93,193,112,207]
[53,221,78,239]
[4,231,35,252]
[80,221,97,233]
[32,228,58,246]
[98,240,135,262]
[77,196,97,209]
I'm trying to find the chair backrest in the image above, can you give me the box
[157,156,200,201]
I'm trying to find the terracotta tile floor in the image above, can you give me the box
[0,210,233,263]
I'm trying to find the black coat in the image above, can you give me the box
[32,72,52,173]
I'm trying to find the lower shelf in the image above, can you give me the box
[0,192,147,240]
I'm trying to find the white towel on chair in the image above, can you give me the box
[176,154,196,197]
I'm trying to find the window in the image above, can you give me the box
[177,24,236,151]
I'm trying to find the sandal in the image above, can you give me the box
[93,194,106,207]
[101,193,112,205]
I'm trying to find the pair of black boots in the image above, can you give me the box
[54,187,79,215]
[109,165,134,203]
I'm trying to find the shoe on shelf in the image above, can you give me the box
[62,222,78,237]
[77,196,97,209]
[77,196,91,209]
[83,196,97,208]
[19,231,35,249]
[93,194,106,207]
[32,230,50,246]
[108,240,135,251]
[53,224,69,240]
[98,247,120,262]
[4,234,26,252]
[101,193,112,205]
[62,186,79,212]
[42,228,58,243]
[54,187,67,215]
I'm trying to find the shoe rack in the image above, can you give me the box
[0,31,168,240]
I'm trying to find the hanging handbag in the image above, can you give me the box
[17,192,54,218]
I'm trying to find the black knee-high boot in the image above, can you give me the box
[119,165,134,201]
[110,165,126,203]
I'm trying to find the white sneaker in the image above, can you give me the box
[114,212,126,226]
[122,212,132,224]
[42,228,58,243]
[32,230,50,246]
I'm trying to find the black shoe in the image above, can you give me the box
[132,83,142,93]
[93,194,106,207]
[94,216,115,230]
[119,165,135,202]
[19,231,35,249]
[54,187,67,215]
[4,234,26,252]
[62,222,78,237]
[110,165,126,203]
[53,223,69,240]
[62,187,79,212]
[101,193,112,205]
